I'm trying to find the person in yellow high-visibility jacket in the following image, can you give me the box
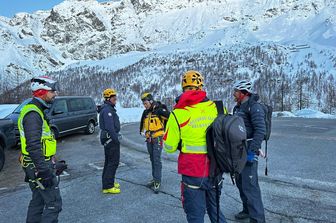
[163,70,228,223]
[19,76,62,223]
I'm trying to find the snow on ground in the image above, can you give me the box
[119,107,336,123]
[273,111,297,118]
[273,109,336,119]
[0,104,19,119]
[294,109,336,119]
[65,51,149,72]
[116,106,143,124]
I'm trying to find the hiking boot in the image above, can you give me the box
[146,180,155,188]
[235,211,249,220]
[153,182,161,194]
[102,187,121,194]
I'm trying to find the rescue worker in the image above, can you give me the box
[163,70,228,223]
[140,93,170,193]
[18,76,62,223]
[99,88,121,194]
[233,80,266,223]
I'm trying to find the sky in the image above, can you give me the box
[0,0,109,18]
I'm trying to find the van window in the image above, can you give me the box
[68,98,86,112]
[84,98,94,110]
[53,100,68,114]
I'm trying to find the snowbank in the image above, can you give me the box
[294,109,336,119]
[273,109,336,119]
[0,104,19,119]
[273,111,296,118]
[116,107,144,124]
[118,107,336,122]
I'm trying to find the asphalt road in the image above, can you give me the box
[0,118,335,223]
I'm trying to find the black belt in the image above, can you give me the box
[22,154,53,161]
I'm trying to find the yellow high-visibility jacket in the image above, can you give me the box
[163,90,227,177]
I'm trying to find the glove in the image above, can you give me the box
[247,150,255,162]
[55,160,68,176]
[36,169,54,188]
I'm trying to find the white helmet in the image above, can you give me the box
[233,80,252,93]
[31,76,58,92]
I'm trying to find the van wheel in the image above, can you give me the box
[0,145,5,172]
[51,128,59,139]
[86,121,95,134]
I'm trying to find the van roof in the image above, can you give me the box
[56,96,93,99]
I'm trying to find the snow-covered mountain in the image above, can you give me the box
[0,0,335,112]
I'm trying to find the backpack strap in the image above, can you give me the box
[216,182,220,223]
[265,140,268,176]
[214,100,225,115]
[171,111,182,150]
[171,111,180,133]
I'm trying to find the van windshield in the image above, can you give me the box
[13,99,32,114]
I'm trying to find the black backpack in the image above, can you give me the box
[206,102,247,182]
[206,101,248,223]
[153,101,170,128]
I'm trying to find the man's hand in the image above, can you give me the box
[36,169,54,188]
[258,149,266,158]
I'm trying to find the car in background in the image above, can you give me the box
[0,118,16,172]
[7,96,98,140]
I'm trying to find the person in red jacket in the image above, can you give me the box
[163,70,227,223]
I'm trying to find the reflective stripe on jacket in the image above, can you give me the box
[163,91,224,177]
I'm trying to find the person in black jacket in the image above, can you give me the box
[139,93,170,193]
[232,80,266,223]
[19,76,62,223]
[99,88,121,194]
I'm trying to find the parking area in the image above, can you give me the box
[0,118,335,223]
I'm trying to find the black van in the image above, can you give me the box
[8,96,98,139]
[0,118,16,171]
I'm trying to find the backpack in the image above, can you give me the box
[206,102,247,182]
[249,102,272,141]
[154,102,169,123]
[206,101,248,223]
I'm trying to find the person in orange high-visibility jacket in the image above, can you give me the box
[163,70,228,223]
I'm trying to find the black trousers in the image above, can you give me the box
[26,177,62,223]
[102,141,120,189]
[24,162,62,223]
